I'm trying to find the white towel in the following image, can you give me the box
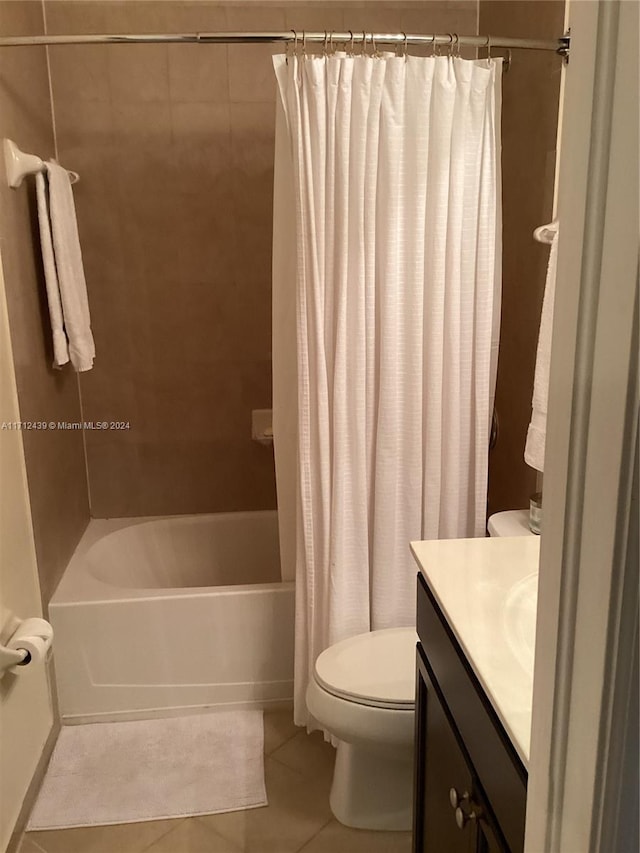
[35,172,69,368]
[525,223,559,472]
[44,161,95,371]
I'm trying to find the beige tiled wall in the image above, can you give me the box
[0,1,89,604]
[46,1,477,518]
[3,0,553,530]
[480,0,565,516]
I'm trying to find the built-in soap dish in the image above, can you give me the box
[252,409,273,446]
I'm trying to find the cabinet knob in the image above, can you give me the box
[449,788,469,809]
[455,806,474,829]
[455,803,483,830]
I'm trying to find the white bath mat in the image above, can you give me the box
[28,710,267,829]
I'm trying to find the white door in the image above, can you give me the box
[525,0,639,850]
[0,253,54,852]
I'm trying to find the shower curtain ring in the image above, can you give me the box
[403,32,409,58]
[329,30,335,54]
[323,30,328,55]
[486,34,492,59]
[503,48,512,72]
[371,32,378,57]
[452,33,460,57]
[348,30,354,56]
[302,30,307,55]
[447,33,454,57]
[361,30,366,55]
[431,34,439,56]
[291,29,298,54]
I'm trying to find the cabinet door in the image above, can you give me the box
[414,646,476,853]
[416,573,527,851]
[477,822,504,853]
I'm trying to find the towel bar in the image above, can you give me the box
[3,138,79,189]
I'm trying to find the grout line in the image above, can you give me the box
[22,835,48,853]
[294,815,334,853]
[191,818,245,853]
[191,817,243,853]
[264,728,299,757]
[267,750,325,782]
[41,0,92,515]
[136,817,187,853]
[163,43,175,146]
[41,0,58,161]
[265,751,306,775]
[76,374,93,515]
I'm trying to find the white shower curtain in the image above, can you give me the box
[272,52,502,726]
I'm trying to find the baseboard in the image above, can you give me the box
[62,696,294,726]
[6,716,60,853]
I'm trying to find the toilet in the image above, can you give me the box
[306,627,417,831]
[307,511,535,832]
[487,508,536,537]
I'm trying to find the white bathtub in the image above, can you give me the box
[49,512,294,723]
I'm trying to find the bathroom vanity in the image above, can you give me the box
[410,536,540,853]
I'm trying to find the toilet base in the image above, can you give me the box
[329,740,414,831]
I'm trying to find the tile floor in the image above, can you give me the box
[19,710,412,853]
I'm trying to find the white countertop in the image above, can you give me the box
[410,536,540,767]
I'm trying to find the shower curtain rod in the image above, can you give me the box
[0,30,570,55]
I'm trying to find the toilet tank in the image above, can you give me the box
[487,510,535,537]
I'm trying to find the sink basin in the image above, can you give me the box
[502,571,538,673]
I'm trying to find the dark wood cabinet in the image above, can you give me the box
[415,645,475,853]
[413,573,527,853]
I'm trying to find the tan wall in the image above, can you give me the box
[45,1,477,518]
[1,0,556,530]
[0,251,54,853]
[480,0,565,516]
[0,0,89,604]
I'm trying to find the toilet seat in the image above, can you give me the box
[314,627,417,710]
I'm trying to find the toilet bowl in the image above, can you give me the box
[306,627,416,831]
